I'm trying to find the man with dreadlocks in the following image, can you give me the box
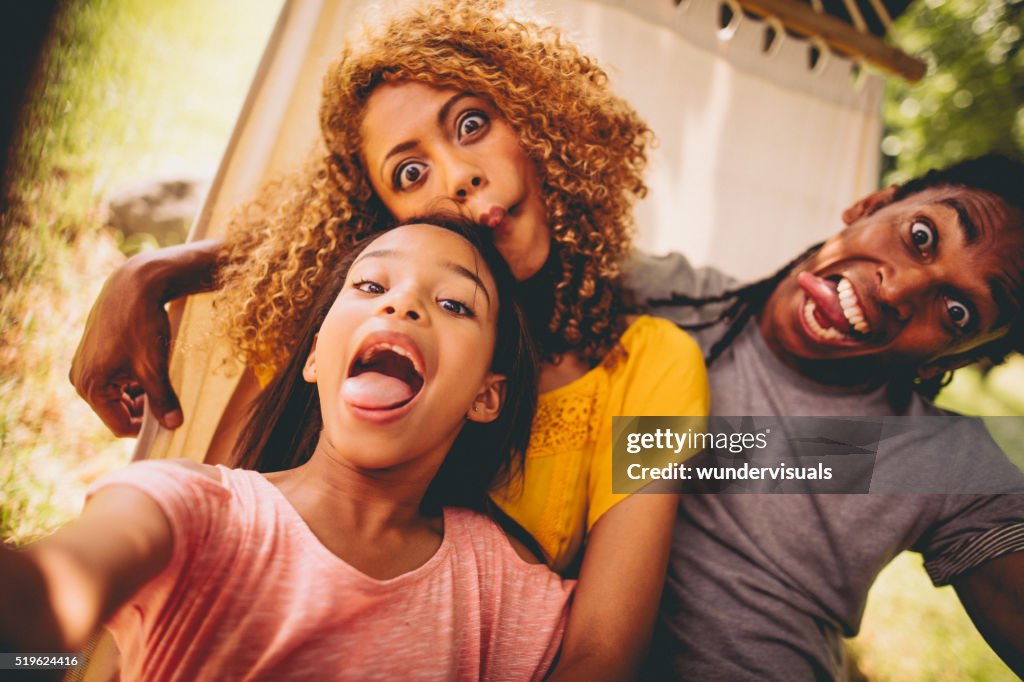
[633,154,1024,679]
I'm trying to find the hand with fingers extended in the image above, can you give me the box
[70,240,223,437]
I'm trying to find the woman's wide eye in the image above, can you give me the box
[355,280,385,294]
[457,112,488,140]
[946,299,971,329]
[394,161,427,190]
[910,219,935,251]
[439,298,474,317]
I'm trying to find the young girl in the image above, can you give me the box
[72,1,709,675]
[3,219,573,680]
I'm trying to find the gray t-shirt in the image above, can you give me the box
[628,252,1024,680]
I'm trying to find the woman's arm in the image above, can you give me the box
[549,319,708,680]
[548,492,677,681]
[69,239,223,436]
[0,486,173,652]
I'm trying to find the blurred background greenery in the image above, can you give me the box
[0,0,1021,679]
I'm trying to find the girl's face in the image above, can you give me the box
[304,224,505,474]
[361,81,551,281]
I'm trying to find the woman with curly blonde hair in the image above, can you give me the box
[72,1,708,676]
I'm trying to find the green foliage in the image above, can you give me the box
[882,0,1024,184]
[0,0,281,544]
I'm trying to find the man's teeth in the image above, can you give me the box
[803,299,852,341]
[835,277,870,335]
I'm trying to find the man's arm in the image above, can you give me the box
[953,550,1024,676]
[69,239,223,436]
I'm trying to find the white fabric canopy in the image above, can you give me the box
[137,0,883,461]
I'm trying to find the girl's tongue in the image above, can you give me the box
[797,271,851,332]
[342,372,414,410]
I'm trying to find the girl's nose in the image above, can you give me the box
[382,304,421,321]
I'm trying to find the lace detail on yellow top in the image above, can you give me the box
[527,375,608,459]
[490,316,709,574]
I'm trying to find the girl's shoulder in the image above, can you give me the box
[443,508,546,566]
[162,458,223,482]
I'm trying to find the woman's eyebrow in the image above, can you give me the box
[382,140,419,168]
[438,93,474,126]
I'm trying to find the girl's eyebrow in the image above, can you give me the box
[355,248,492,307]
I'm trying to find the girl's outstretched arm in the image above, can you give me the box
[69,238,223,437]
[547,492,677,681]
[0,486,173,652]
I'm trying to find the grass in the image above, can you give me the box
[0,1,1021,678]
[1,0,282,544]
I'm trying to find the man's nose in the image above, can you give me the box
[876,263,931,321]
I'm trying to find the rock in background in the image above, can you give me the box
[105,176,210,253]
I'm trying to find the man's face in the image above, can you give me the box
[760,185,1024,378]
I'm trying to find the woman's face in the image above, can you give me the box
[360,81,550,281]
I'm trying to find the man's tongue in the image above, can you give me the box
[342,372,413,410]
[797,272,850,332]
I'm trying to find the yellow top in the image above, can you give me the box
[491,316,709,573]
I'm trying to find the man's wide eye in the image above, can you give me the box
[946,299,970,329]
[910,220,935,251]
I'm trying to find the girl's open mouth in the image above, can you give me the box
[342,335,425,412]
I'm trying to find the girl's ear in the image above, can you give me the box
[302,334,319,383]
[842,184,899,225]
[467,373,506,424]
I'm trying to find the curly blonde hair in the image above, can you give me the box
[219,0,653,376]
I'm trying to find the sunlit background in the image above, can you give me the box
[1,0,1021,679]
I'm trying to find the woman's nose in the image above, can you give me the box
[454,174,483,200]
[444,151,487,202]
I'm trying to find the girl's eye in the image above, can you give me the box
[354,280,385,294]
[439,298,474,317]
[457,112,488,140]
[393,161,427,190]
[945,299,971,330]
[910,219,936,252]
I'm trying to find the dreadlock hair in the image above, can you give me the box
[233,214,538,515]
[648,243,824,367]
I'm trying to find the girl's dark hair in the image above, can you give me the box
[234,214,538,513]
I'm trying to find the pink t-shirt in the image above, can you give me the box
[90,460,574,681]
